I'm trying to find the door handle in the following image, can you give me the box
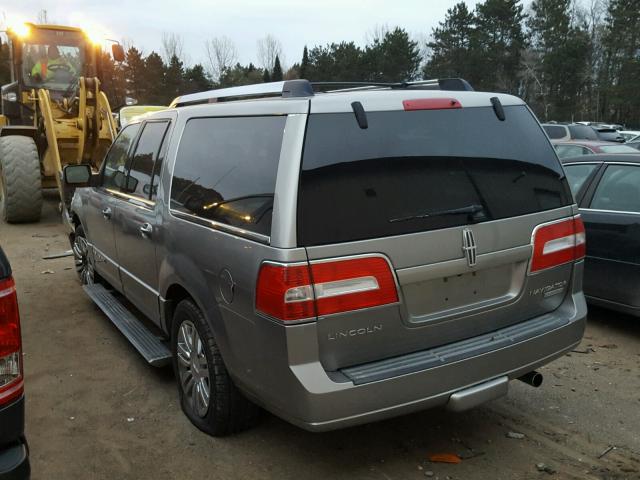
[101,207,112,220]
[139,223,153,238]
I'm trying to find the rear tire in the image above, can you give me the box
[171,299,260,436]
[0,135,43,223]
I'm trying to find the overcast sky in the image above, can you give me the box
[5,1,487,70]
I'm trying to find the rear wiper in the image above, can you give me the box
[389,204,485,223]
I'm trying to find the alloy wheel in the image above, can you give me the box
[177,320,211,418]
[72,234,94,285]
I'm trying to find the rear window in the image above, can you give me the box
[170,116,286,237]
[568,125,599,140]
[298,106,572,246]
[543,125,567,139]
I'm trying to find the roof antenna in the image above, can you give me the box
[490,97,505,121]
[351,101,368,129]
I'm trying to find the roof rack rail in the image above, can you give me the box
[170,77,474,108]
[312,78,474,92]
[170,79,314,107]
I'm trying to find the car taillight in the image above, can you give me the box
[256,256,399,322]
[530,215,586,273]
[0,276,23,406]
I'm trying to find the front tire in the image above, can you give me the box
[72,225,97,285]
[171,299,259,436]
[0,136,43,223]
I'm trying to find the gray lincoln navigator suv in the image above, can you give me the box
[64,79,587,436]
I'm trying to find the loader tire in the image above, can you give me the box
[0,135,43,223]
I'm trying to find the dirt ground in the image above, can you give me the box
[1,193,639,480]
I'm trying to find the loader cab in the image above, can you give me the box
[1,23,101,125]
[20,29,86,91]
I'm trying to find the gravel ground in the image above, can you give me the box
[1,193,639,480]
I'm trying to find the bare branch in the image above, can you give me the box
[365,24,390,45]
[204,36,238,82]
[256,34,283,73]
[161,32,185,64]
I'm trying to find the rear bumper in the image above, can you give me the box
[0,442,29,480]
[246,290,587,432]
[0,397,29,480]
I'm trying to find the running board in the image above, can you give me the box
[83,284,171,367]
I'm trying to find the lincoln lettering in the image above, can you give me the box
[327,324,383,341]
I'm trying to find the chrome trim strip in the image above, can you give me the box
[119,265,160,296]
[91,243,119,268]
[580,207,640,215]
[396,244,531,285]
[170,209,270,245]
[106,188,155,207]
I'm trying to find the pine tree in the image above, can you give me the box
[219,63,264,87]
[365,27,421,82]
[424,3,478,83]
[306,42,364,82]
[163,54,184,104]
[97,50,125,107]
[599,0,640,126]
[183,64,211,94]
[272,55,283,81]
[143,52,166,104]
[263,68,271,82]
[123,47,146,102]
[473,0,527,93]
[300,46,310,79]
[528,0,591,120]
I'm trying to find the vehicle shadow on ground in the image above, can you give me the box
[587,304,640,339]
[213,402,548,479]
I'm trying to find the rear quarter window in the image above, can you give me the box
[170,115,286,237]
[298,105,572,246]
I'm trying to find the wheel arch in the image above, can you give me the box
[0,126,38,140]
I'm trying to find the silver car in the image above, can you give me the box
[64,79,587,435]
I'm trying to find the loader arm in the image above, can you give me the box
[37,76,117,204]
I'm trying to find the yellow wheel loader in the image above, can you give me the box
[0,22,125,222]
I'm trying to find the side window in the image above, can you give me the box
[590,165,640,213]
[123,121,169,200]
[170,116,287,236]
[564,164,597,196]
[150,125,170,202]
[102,124,140,189]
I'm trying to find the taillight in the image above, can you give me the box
[0,276,23,405]
[530,215,586,273]
[256,256,399,322]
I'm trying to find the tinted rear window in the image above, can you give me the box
[170,116,286,237]
[568,125,599,140]
[298,106,572,246]
[544,125,567,139]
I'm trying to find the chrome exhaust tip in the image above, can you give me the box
[518,371,543,388]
